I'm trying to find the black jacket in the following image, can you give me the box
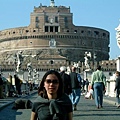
[60,71,72,94]
[69,72,81,89]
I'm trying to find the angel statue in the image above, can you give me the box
[16,51,23,72]
[84,52,91,69]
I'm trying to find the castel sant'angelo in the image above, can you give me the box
[0,0,113,72]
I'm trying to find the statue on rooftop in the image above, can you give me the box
[16,51,23,72]
[84,52,91,69]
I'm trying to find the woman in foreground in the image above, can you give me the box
[30,70,73,120]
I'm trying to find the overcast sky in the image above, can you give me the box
[0,0,120,59]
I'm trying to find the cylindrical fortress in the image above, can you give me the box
[0,1,110,71]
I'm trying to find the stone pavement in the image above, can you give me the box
[73,95,120,120]
[0,90,37,110]
[103,95,116,105]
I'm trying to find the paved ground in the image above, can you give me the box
[73,95,120,120]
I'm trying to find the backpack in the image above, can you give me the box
[60,72,72,94]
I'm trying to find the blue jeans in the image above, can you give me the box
[94,82,103,107]
[70,88,81,105]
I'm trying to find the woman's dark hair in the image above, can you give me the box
[38,70,64,99]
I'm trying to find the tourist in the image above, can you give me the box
[14,74,22,96]
[69,66,82,111]
[60,66,72,95]
[30,70,73,120]
[85,87,94,100]
[91,65,106,109]
[85,78,89,92]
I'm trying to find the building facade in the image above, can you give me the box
[0,0,110,71]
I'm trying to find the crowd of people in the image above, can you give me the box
[0,73,35,98]
[0,73,23,98]
[30,65,120,120]
[0,64,120,119]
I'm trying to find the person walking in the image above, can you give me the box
[30,70,73,120]
[14,74,22,96]
[69,66,82,111]
[82,79,86,92]
[114,71,120,108]
[85,78,89,92]
[60,66,72,95]
[91,65,106,109]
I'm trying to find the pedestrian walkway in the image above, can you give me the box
[73,95,120,120]
[103,95,116,105]
[0,90,37,110]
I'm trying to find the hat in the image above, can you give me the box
[60,66,66,71]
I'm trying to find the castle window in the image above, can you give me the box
[74,30,77,33]
[45,26,48,32]
[81,30,84,33]
[67,30,69,32]
[33,30,36,32]
[55,16,58,23]
[36,16,39,22]
[45,16,49,23]
[26,30,29,33]
[50,26,53,32]
[103,33,106,37]
[55,26,58,32]
[94,31,99,35]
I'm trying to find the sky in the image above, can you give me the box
[0,0,120,60]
